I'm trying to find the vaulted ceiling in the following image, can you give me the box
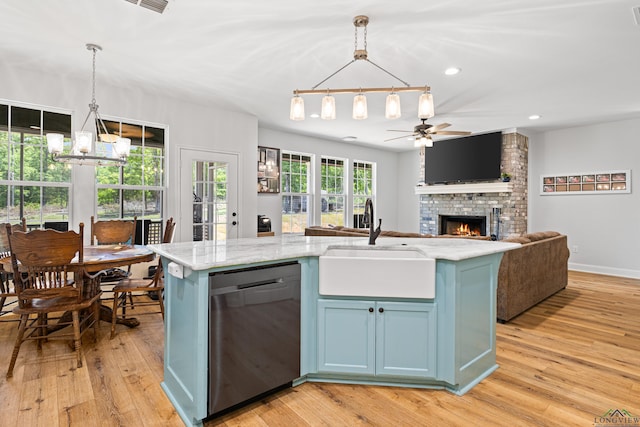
[1,0,639,150]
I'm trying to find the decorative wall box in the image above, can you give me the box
[540,170,631,195]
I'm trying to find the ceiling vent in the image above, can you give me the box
[124,0,168,14]
[634,6,640,26]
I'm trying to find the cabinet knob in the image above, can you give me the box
[368,307,374,313]
[378,307,384,313]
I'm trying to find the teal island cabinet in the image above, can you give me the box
[148,235,519,427]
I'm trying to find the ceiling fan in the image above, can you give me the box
[385,118,471,143]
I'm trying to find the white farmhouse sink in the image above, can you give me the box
[319,246,436,299]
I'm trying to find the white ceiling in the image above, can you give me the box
[1,0,639,151]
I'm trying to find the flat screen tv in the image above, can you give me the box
[424,131,502,184]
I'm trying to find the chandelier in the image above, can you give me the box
[290,15,435,121]
[46,43,131,167]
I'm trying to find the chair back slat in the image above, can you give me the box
[90,216,137,245]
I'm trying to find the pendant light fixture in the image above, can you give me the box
[321,94,336,120]
[385,91,401,119]
[290,16,433,121]
[352,92,368,120]
[46,43,130,166]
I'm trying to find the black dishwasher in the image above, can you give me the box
[207,261,301,417]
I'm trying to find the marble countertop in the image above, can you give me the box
[148,235,520,271]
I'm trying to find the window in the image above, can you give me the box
[320,156,345,227]
[281,151,312,233]
[353,161,375,228]
[96,120,166,243]
[0,102,72,229]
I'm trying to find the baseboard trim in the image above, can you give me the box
[569,263,640,279]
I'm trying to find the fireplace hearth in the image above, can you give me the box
[440,215,487,237]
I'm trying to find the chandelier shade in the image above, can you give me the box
[289,15,433,122]
[352,94,368,120]
[321,95,336,120]
[46,43,130,167]
[418,91,435,119]
[385,92,401,119]
[290,93,305,120]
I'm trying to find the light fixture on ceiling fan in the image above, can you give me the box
[46,43,131,167]
[289,15,435,121]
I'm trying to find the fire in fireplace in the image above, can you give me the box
[439,215,487,236]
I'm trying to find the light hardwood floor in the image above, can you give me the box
[0,271,639,426]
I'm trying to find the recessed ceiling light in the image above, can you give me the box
[444,67,461,76]
[310,113,320,119]
[342,136,357,142]
[529,114,541,120]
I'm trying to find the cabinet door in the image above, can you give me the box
[317,299,375,374]
[375,302,437,378]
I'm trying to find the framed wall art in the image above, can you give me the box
[257,146,280,193]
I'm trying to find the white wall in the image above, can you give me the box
[395,149,422,233]
[0,62,259,242]
[257,128,400,234]
[528,118,640,278]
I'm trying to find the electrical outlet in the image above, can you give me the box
[572,245,579,253]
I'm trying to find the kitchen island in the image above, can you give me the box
[148,235,519,427]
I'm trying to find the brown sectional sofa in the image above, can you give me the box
[497,231,569,322]
[304,226,569,323]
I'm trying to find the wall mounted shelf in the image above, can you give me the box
[415,182,513,195]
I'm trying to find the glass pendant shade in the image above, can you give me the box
[414,136,433,148]
[46,133,64,155]
[418,92,435,119]
[385,93,401,119]
[113,137,132,158]
[321,95,336,120]
[352,94,368,120]
[290,95,305,120]
[75,131,93,154]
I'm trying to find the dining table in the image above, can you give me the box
[84,244,156,328]
[1,243,156,328]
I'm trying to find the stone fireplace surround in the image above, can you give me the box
[416,132,528,240]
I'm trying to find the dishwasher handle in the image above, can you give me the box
[210,278,285,296]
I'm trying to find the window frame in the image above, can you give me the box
[0,100,73,228]
[320,156,347,227]
[95,116,167,244]
[280,150,314,234]
[352,160,376,229]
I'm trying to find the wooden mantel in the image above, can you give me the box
[414,182,513,195]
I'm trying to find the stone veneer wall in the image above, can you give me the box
[418,132,528,239]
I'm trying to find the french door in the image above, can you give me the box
[180,148,238,242]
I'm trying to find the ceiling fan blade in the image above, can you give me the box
[386,129,413,133]
[384,134,415,142]
[428,123,451,132]
[432,130,472,136]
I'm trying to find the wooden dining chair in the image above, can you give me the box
[110,217,175,339]
[5,223,103,379]
[0,218,27,320]
[90,215,138,289]
[90,215,137,246]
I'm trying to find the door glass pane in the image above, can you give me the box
[193,160,229,242]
